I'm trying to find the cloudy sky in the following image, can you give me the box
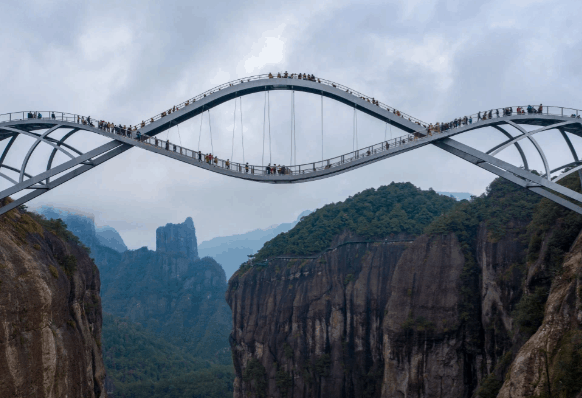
[1,0,580,249]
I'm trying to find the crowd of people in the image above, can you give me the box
[427,104,547,133]
[19,95,578,179]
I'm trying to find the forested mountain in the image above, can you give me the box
[254,182,458,260]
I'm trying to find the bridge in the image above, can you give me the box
[1,73,582,215]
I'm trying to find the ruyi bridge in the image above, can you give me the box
[1,73,582,215]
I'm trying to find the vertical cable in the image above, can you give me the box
[240,97,245,163]
[268,91,271,164]
[355,109,358,148]
[384,122,387,141]
[231,98,237,161]
[198,109,204,152]
[208,110,214,154]
[290,91,293,165]
[321,94,324,161]
[262,91,266,167]
[293,91,296,166]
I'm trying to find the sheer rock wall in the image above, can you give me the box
[227,232,484,398]
[0,209,106,398]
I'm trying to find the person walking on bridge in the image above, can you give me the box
[226,159,230,169]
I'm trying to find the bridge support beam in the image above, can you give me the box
[434,138,582,215]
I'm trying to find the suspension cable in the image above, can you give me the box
[290,91,293,165]
[240,97,245,164]
[384,122,387,141]
[262,91,266,167]
[321,94,324,162]
[268,91,271,164]
[176,123,182,146]
[353,106,358,151]
[208,109,214,154]
[293,91,296,165]
[198,109,204,152]
[231,96,237,161]
[355,108,358,149]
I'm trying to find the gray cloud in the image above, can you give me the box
[1,0,580,249]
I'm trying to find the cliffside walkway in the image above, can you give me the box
[1,74,582,214]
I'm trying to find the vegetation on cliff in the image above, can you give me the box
[253,182,457,261]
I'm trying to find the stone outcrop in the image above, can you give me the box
[0,206,106,397]
[156,217,198,261]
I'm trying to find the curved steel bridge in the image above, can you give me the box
[1,73,582,215]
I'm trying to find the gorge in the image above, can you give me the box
[2,176,582,397]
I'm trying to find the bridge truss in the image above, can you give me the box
[1,74,582,215]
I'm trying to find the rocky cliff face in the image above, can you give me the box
[228,232,476,398]
[227,178,582,397]
[0,205,106,397]
[156,217,198,261]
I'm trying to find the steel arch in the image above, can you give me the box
[0,75,582,216]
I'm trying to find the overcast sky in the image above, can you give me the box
[1,0,581,250]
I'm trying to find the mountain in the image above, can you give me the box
[36,205,128,253]
[227,177,582,398]
[96,226,127,253]
[99,218,231,362]
[198,210,312,278]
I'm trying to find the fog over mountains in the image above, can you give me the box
[198,209,312,278]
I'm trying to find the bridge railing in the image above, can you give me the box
[134,129,420,178]
[433,106,581,130]
[2,104,582,180]
[131,73,429,130]
[0,111,87,124]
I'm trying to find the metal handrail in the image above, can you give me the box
[432,105,581,130]
[130,73,429,129]
[1,106,581,179]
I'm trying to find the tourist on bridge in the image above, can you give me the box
[226,159,230,169]
[51,113,55,120]
[538,104,543,114]
[245,163,249,173]
[266,163,271,174]
[477,111,481,121]
[214,156,218,166]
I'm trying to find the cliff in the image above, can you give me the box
[227,178,582,397]
[0,203,106,397]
